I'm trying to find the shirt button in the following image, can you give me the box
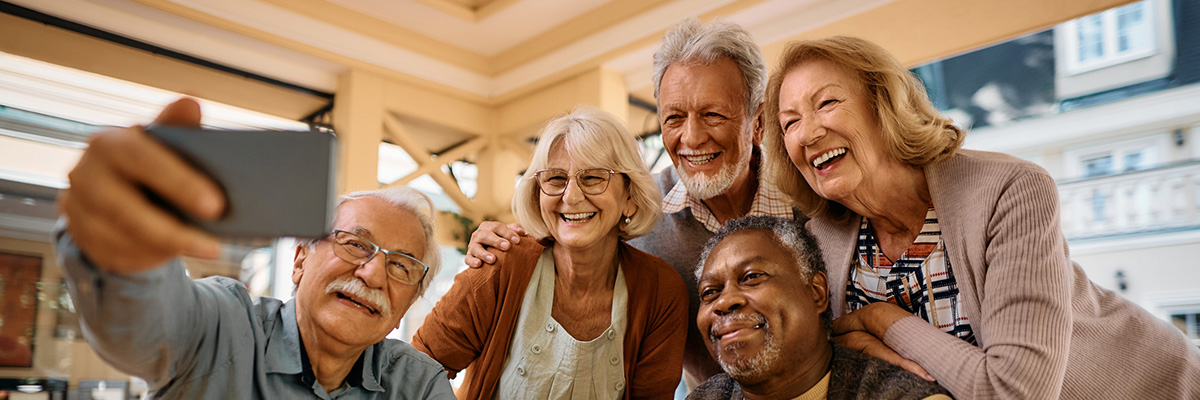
[606,329,615,340]
[545,323,555,332]
[517,366,526,376]
[531,344,542,354]
[615,382,624,391]
[609,355,619,365]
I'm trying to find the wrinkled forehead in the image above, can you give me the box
[332,197,426,253]
[703,230,789,274]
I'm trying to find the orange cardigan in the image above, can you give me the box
[411,239,688,399]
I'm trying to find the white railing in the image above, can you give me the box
[1058,161,1200,240]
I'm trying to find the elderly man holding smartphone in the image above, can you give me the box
[56,99,455,399]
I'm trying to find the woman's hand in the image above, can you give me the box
[833,303,934,381]
[464,221,526,268]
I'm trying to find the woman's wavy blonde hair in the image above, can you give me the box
[762,36,965,218]
[512,107,662,241]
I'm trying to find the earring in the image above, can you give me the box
[623,215,632,224]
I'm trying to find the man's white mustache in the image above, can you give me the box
[326,276,392,316]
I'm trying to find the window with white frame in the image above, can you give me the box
[1062,1,1156,74]
[1064,135,1164,179]
[1169,310,1200,347]
[1143,291,1200,348]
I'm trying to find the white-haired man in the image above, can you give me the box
[465,18,799,383]
[691,216,948,400]
[56,99,454,399]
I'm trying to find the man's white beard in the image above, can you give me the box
[676,134,753,200]
[714,317,780,383]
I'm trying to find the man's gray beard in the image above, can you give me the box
[712,315,781,383]
[676,134,753,200]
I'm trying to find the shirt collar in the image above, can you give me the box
[265,299,303,375]
[267,298,384,393]
[661,175,795,232]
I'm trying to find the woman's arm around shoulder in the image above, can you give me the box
[411,238,545,376]
[886,166,1072,400]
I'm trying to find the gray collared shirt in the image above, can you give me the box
[57,233,454,400]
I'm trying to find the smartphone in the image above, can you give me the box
[145,125,337,240]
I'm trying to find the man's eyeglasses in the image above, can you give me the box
[532,168,618,196]
[325,230,428,286]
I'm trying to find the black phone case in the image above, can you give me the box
[145,125,337,240]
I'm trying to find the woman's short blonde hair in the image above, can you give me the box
[762,36,965,217]
[512,107,662,241]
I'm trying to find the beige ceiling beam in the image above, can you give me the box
[257,0,489,74]
[495,66,630,137]
[0,12,328,121]
[69,0,1135,117]
[382,113,435,171]
[123,0,494,106]
[332,69,384,193]
[412,0,476,22]
[382,80,494,137]
[490,0,675,73]
[425,167,479,216]
[496,137,533,161]
[381,112,479,216]
[475,0,524,21]
[390,137,489,186]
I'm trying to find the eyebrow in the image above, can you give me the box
[780,83,840,115]
[699,255,768,282]
[349,226,419,257]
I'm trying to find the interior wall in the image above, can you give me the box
[0,236,128,384]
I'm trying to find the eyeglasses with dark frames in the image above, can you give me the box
[324,230,428,286]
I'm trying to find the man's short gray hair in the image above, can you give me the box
[301,186,442,297]
[652,17,767,118]
[695,216,830,336]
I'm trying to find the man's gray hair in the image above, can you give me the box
[301,186,442,297]
[695,216,830,336]
[652,17,767,118]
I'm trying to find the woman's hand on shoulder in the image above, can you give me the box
[833,303,934,381]
[464,221,527,268]
[833,331,934,382]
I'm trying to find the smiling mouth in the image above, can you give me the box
[336,292,379,315]
[811,148,847,170]
[561,212,596,223]
[681,152,719,165]
[711,321,767,343]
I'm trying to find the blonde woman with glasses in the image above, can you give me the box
[413,107,688,399]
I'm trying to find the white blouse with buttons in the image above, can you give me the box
[496,248,628,399]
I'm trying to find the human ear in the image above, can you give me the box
[292,244,310,285]
[751,104,765,146]
[622,184,638,219]
[809,271,829,313]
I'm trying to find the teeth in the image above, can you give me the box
[341,294,376,313]
[562,212,596,221]
[811,148,846,169]
[682,153,718,165]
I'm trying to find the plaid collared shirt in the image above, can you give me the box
[661,177,795,232]
[846,207,976,345]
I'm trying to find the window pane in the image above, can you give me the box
[1123,152,1143,172]
[1116,2,1148,53]
[1077,15,1105,62]
[1084,155,1113,177]
[1169,313,1200,339]
[1172,314,1187,332]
